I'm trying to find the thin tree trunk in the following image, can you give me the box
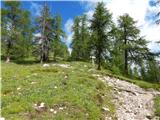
[6,56,10,63]
[97,49,101,70]
[6,42,11,63]
[124,49,128,75]
[40,44,44,64]
[124,36,128,75]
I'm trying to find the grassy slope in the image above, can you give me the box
[1,61,115,120]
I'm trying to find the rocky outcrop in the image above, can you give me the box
[93,74,160,120]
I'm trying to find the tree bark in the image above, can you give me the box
[124,35,128,75]
[97,49,101,70]
[6,42,11,63]
[6,56,10,63]
[124,48,128,75]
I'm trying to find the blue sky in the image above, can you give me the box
[1,1,85,30]
[1,0,160,53]
[1,1,86,52]
[21,1,85,26]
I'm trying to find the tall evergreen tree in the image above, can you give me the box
[90,2,112,70]
[117,14,148,75]
[80,15,91,60]
[52,14,67,61]
[71,16,81,60]
[1,1,32,62]
[71,15,91,61]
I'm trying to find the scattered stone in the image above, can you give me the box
[102,107,110,112]
[146,114,153,119]
[52,64,71,68]
[43,64,50,67]
[54,110,57,114]
[0,117,5,120]
[39,102,45,108]
[31,81,37,84]
[50,108,54,112]
[59,64,70,68]
[33,102,47,112]
[86,113,89,116]
[105,117,112,120]
[64,75,68,79]
[17,87,21,90]
[59,107,64,110]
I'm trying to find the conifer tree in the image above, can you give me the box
[90,2,113,70]
[52,14,67,61]
[1,1,32,62]
[71,15,91,61]
[71,16,81,60]
[117,14,148,75]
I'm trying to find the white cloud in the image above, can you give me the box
[85,10,94,19]
[141,23,160,42]
[34,33,41,37]
[68,47,72,54]
[30,2,42,16]
[64,18,74,53]
[84,0,160,52]
[105,0,148,26]
[64,18,74,35]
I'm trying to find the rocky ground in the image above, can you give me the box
[93,74,160,120]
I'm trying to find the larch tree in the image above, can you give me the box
[71,16,81,60]
[52,14,67,61]
[1,1,32,62]
[71,15,91,61]
[117,14,149,75]
[90,2,113,70]
[80,15,91,60]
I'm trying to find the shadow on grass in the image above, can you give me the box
[13,60,39,65]
[13,59,62,65]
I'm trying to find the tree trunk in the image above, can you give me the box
[97,62,101,70]
[6,56,10,63]
[40,45,44,64]
[124,49,128,75]
[6,43,11,63]
[124,35,128,75]
[97,49,101,70]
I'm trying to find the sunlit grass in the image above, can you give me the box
[1,61,115,120]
